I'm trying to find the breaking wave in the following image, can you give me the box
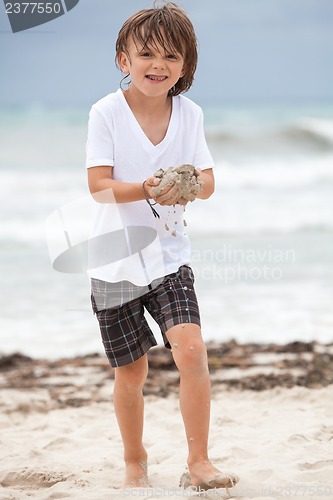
[207,118,333,153]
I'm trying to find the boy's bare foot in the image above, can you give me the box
[180,460,239,490]
[123,459,151,488]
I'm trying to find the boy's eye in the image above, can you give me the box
[166,54,178,60]
[140,52,151,57]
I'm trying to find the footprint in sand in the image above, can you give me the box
[0,467,73,489]
[298,459,333,471]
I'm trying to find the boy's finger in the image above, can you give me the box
[145,176,160,186]
[156,182,176,198]
[156,185,180,205]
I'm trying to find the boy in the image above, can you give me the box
[86,2,239,492]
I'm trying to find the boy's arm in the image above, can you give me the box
[196,168,215,200]
[87,165,179,205]
[87,165,145,203]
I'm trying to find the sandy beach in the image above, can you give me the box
[1,342,333,500]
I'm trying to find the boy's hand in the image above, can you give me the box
[144,177,180,206]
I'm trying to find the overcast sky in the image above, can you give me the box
[1,0,333,108]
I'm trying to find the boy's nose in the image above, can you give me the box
[152,57,165,70]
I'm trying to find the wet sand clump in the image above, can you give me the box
[152,164,203,202]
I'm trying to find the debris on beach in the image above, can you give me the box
[1,341,332,404]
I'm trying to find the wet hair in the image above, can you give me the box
[115,2,198,96]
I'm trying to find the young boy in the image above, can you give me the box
[86,2,239,492]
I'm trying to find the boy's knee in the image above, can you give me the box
[172,338,208,373]
[115,356,148,390]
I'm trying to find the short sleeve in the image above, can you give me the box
[86,106,114,168]
[193,108,214,170]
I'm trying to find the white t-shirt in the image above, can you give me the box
[86,89,214,285]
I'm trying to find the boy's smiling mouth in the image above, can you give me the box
[146,75,168,81]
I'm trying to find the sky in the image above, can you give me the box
[1,0,333,108]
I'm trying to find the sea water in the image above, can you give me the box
[0,102,333,358]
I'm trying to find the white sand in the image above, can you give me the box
[1,384,333,500]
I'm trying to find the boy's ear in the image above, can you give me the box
[118,51,130,73]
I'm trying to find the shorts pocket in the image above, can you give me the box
[178,265,195,284]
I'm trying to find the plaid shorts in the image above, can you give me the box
[91,265,201,367]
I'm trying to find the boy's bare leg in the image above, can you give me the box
[113,354,150,487]
[166,324,236,486]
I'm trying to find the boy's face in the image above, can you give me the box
[118,36,185,98]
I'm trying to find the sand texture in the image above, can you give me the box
[152,164,203,202]
[1,342,333,500]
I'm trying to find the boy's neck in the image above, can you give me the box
[123,87,171,117]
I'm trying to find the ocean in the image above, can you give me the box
[1,101,333,359]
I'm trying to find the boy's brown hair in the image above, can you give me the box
[115,2,198,96]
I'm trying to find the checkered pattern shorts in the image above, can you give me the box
[91,266,201,367]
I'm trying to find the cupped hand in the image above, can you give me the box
[144,177,181,206]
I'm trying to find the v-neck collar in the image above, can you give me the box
[117,89,179,154]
